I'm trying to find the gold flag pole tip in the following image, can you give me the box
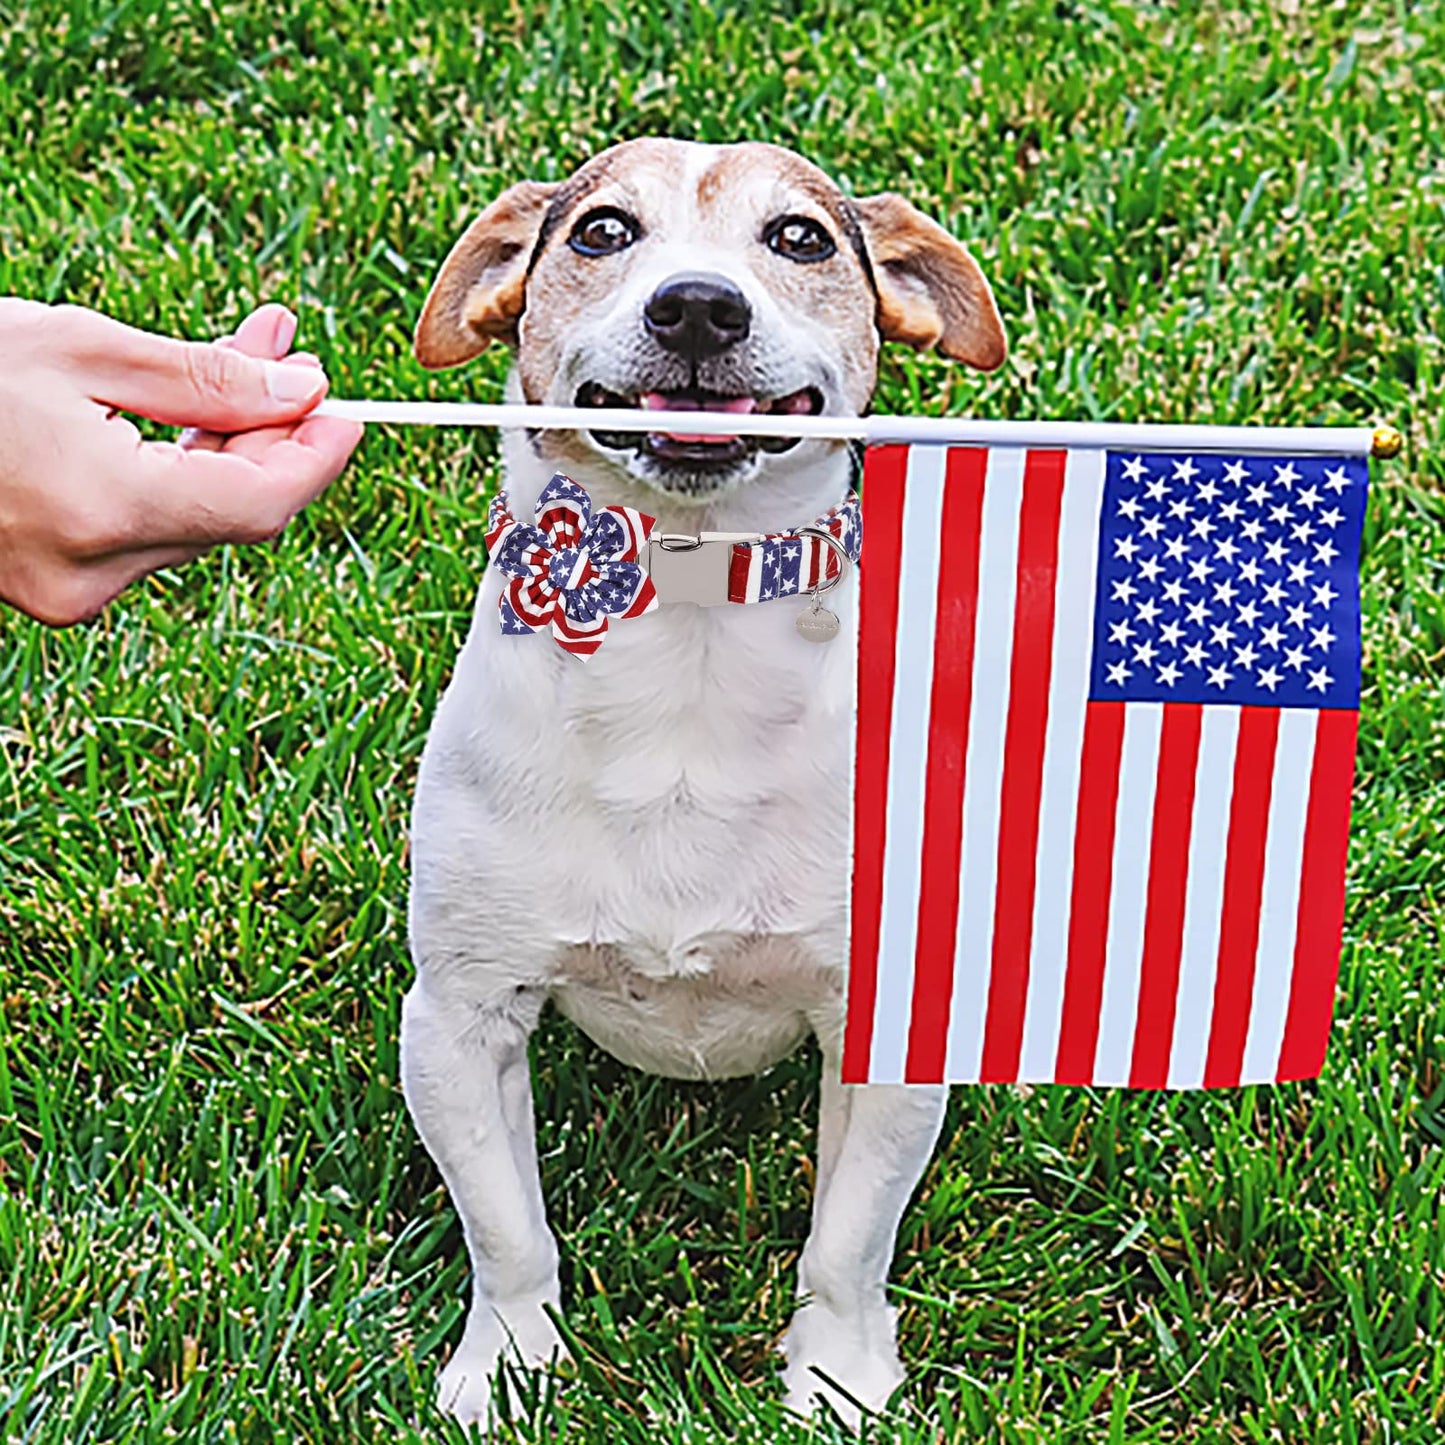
[1372,425,1404,460]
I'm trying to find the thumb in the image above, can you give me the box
[53,306,329,430]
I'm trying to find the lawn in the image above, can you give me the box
[1,0,1443,1441]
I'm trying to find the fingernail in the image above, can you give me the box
[271,307,298,354]
[265,360,325,404]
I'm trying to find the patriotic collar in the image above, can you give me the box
[484,472,862,659]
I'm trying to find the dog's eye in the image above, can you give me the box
[568,208,639,257]
[764,215,837,263]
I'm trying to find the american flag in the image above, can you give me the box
[843,444,1367,1089]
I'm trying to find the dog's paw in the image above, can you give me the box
[436,1294,569,1428]
[780,1300,905,1430]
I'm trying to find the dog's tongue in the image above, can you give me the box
[641,391,757,444]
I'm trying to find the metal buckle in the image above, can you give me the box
[642,530,761,607]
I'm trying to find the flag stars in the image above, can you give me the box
[1096,452,1357,707]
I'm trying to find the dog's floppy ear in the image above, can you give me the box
[851,193,1007,371]
[414,181,561,369]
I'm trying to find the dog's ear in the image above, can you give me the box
[851,193,1007,371]
[414,181,561,369]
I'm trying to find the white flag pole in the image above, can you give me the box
[315,399,1395,458]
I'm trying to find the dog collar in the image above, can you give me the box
[485,473,861,659]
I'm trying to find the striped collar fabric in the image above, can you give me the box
[724,490,862,604]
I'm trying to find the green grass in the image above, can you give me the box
[1,0,1443,1440]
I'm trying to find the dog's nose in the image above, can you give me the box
[643,272,752,357]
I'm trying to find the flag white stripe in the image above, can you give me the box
[1242,708,1319,1083]
[1094,703,1165,1086]
[868,444,949,1083]
[1167,706,1241,1087]
[1018,448,1108,1081]
[945,447,1026,1082]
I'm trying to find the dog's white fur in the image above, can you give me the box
[403,139,1004,1428]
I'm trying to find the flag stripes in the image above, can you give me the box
[844,444,1360,1088]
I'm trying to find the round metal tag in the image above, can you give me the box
[796,603,841,643]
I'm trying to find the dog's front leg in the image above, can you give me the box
[781,1055,947,1426]
[401,978,564,1426]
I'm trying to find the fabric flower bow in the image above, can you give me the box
[484,473,659,658]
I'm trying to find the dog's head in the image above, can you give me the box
[415,138,1006,500]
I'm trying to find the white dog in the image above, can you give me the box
[403,137,1006,1428]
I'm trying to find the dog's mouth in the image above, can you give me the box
[575,382,824,466]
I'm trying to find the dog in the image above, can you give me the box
[403,137,1006,1428]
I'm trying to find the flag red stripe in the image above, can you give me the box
[904,447,988,1082]
[1055,700,1126,1083]
[1129,703,1203,1089]
[843,444,910,1083]
[1203,706,1280,1088]
[980,450,1068,1083]
[1277,708,1358,1081]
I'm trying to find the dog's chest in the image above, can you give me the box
[416,578,856,970]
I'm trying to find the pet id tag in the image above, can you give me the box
[797,594,841,643]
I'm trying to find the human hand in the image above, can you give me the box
[0,299,364,625]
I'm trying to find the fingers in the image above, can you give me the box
[180,305,306,453]
[130,413,364,547]
[50,305,329,430]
